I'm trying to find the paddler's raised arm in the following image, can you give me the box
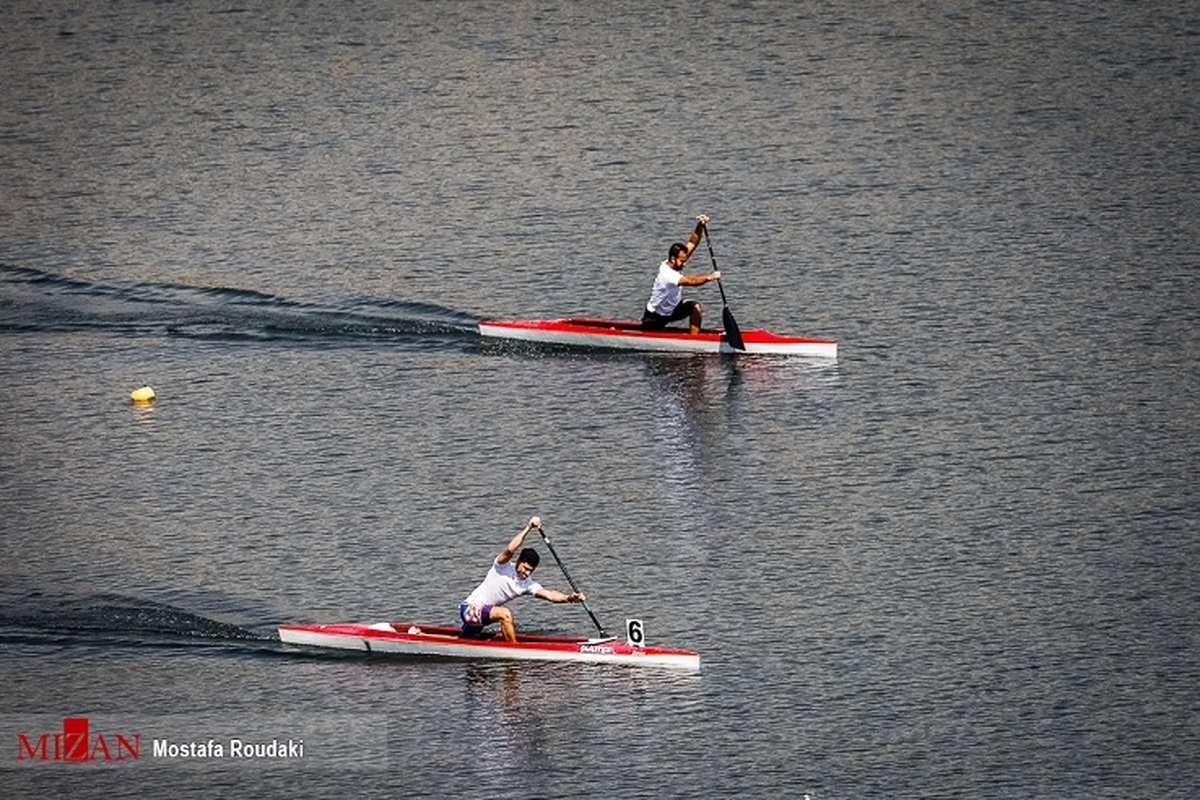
[496,515,542,564]
[680,213,710,262]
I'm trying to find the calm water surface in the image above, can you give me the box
[2,1,1197,798]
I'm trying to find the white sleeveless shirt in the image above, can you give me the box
[645,260,683,315]
[464,559,543,607]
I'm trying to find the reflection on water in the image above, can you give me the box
[462,659,703,764]
[641,356,729,489]
[641,354,842,491]
[131,400,157,424]
[464,664,553,773]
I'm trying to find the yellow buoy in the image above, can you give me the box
[130,386,156,403]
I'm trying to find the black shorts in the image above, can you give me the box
[641,301,697,330]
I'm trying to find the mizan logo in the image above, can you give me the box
[17,717,141,763]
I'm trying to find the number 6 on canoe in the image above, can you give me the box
[535,525,608,637]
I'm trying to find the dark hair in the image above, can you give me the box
[668,242,687,261]
[517,548,540,569]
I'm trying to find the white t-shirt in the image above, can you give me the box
[464,559,543,607]
[645,260,683,315]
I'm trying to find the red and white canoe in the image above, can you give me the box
[278,622,700,672]
[478,317,837,358]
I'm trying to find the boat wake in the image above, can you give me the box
[0,585,276,653]
[0,263,479,349]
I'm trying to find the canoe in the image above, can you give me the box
[478,317,837,358]
[278,621,700,672]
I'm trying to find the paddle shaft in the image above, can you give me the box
[535,526,607,636]
[701,226,746,350]
[704,231,730,305]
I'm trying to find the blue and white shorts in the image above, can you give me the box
[459,603,494,637]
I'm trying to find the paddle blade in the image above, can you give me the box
[722,304,745,351]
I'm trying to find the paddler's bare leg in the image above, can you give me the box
[689,302,704,335]
[490,606,517,643]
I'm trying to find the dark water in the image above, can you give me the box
[2,1,1198,797]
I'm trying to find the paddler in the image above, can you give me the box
[641,213,721,335]
[459,516,586,642]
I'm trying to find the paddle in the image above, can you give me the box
[534,525,607,637]
[701,226,745,350]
